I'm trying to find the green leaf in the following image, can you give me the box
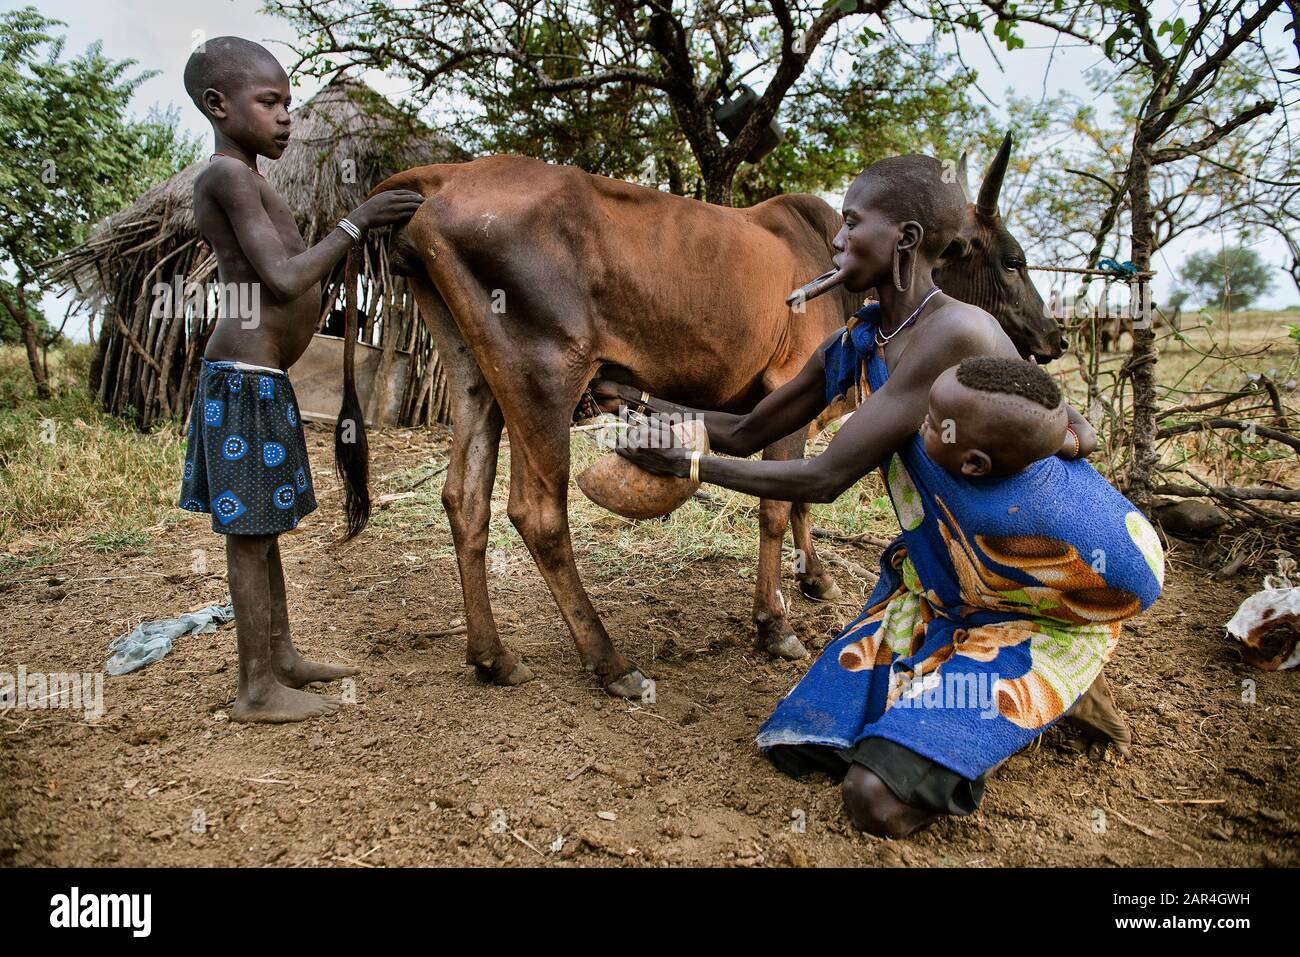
[1157,17,1187,45]
[993,19,1025,52]
[1104,25,1135,58]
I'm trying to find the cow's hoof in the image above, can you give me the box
[764,634,809,660]
[474,659,536,687]
[605,670,650,699]
[799,575,843,602]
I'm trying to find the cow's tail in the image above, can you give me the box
[335,244,370,539]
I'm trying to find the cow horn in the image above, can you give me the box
[957,151,972,203]
[977,132,1012,215]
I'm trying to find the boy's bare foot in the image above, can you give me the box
[273,653,359,688]
[232,683,342,723]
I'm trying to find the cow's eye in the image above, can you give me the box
[1005,258,1024,270]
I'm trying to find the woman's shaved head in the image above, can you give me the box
[851,155,967,258]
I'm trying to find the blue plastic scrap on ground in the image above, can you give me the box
[106,604,234,676]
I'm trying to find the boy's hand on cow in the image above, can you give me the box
[350,189,426,230]
[615,416,691,478]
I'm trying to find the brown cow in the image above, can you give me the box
[338,146,1058,697]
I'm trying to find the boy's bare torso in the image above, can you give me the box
[194,158,320,370]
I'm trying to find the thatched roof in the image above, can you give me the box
[48,75,465,296]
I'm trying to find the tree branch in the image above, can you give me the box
[1150,99,1278,165]
[1153,482,1300,503]
[1157,417,1300,453]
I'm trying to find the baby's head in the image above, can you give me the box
[183,37,292,159]
[921,356,1066,478]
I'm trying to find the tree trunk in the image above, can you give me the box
[88,315,109,395]
[701,147,743,207]
[664,154,684,197]
[9,286,52,400]
[704,174,735,207]
[1126,136,1159,515]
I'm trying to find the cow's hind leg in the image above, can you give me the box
[753,430,811,660]
[413,285,532,686]
[502,393,647,697]
[791,501,842,602]
[413,257,640,695]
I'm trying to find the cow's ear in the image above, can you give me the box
[939,237,971,263]
[957,152,972,203]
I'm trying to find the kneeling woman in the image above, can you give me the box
[600,155,1163,838]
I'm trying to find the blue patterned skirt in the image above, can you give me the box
[178,359,317,536]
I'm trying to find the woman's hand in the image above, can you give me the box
[589,379,648,415]
[614,417,693,477]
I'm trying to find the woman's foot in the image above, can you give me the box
[842,764,939,838]
[1063,671,1132,760]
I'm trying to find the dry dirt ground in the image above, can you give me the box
[1,424,1296,868]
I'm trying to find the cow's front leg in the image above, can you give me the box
[753,430,810,660]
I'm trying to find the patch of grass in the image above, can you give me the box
[0,551,48,586]
[1053,307,1300,488]
[0,345,187,557]
[86,526,153,553]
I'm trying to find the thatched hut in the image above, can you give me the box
[47,77,466,430]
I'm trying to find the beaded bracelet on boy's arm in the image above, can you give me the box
[1064,426,1081,459]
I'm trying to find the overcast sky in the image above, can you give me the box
[10,0,1298,341]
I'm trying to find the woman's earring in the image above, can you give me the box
[892,247,914,293]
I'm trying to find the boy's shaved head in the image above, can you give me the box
[184,37,284,109]
[923,357,1067,477]
[955,355,1063,410]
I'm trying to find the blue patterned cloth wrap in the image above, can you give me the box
[757,302,1165,780]
[823,302,884,408]
[178,359,317,535]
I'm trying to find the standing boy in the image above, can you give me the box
[179,37,424,722]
